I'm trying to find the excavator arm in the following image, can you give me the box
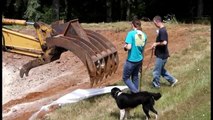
[2,18,119,87]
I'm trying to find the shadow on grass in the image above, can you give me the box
[110,110,147,120]
[109,111,119,119]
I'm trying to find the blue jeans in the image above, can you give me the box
[152,57,176,86]
[123,60,142,93]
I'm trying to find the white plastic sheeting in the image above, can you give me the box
[29,86,128,120]
[55,85,128,104]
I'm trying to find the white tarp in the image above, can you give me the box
[29,86,128,120]
[55,85,128,104]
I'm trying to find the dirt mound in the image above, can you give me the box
[2,23,190,120]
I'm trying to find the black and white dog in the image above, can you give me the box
[111,87,162,120]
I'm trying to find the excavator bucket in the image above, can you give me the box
[46,19,119,87]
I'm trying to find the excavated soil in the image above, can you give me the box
[2,22,190,120]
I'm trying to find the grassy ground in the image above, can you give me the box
[42,23,210,120]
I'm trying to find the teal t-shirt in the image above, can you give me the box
[125,29,147,62]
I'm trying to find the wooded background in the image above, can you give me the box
[2,0,211,23]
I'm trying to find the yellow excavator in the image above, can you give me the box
[2,18,119,87]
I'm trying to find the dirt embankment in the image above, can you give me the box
[2,22,190,120]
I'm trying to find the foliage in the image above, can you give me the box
[39,7,55,24]
[131,0,146,19]
[2,0,211,23]
[23,0,59,23]
[163,14,178,24]
[23,0,42,21]
[193,17,211,25]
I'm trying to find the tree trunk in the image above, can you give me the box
[52,0,60,20]
[106,0,112,22]
[120,0,124,20]
[64,0,68,21]
[126,0,131,20]
[197,0,203,17]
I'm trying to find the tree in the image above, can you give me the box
[24,0,42,21]
[52,0,60,21]
[3,0,28,19]
[197,0,203,17]
[126,0,132,20]
[106,0,112,22]
[2,0,211,23]
[120,0,125,20]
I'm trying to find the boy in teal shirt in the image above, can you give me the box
[123,18,147,93]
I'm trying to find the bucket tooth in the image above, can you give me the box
[113,52,119,72]
[20,47,66,78]
[85,30,119,76]
[95,58,106,83]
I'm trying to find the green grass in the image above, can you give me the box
[82,21,130,32]
[43,23,210,120]
[3,25,34,30]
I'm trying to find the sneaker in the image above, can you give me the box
[171,79,178,87]
[152,82,160,88]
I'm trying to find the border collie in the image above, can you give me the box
[111,87,161,120]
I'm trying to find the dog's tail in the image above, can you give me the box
[151,93,161,101]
